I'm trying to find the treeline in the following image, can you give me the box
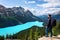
[53,21,60,36]
[0,16,20,28]
[12,26,45,40]
[0,26,45,40]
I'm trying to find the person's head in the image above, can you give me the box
[48,14,51,19]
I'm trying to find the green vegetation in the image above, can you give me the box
[53,21,60,36]
[0,21,60,40]
[12,26,45,40]
[0,16,19,28]
[0,26,45,40]
[0,36,4,40]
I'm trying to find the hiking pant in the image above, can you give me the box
[45,27,52,37]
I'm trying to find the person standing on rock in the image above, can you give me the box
[45,14,52,37]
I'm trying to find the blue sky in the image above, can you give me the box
[0,0,60,16]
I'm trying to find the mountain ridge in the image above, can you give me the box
[0,5,42,28]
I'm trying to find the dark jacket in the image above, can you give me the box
[47,18,52,28]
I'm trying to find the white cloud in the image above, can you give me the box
[23,7,35,12]
[37,3,60,8]
[44,0,60,3]
[24,6,60,16]
[34,0,60,16]
[37,0,60,8]
[42,8,60,15]
[20,0,60,16]
[23,7,41,16]
[29,8,60,16]
[23,7,29,12]
[25,1,36,4]
[42,8,60,14]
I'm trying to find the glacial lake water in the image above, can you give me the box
[0,21,44,36]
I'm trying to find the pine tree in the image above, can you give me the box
[29,28,33,40]
[6,34,9,39]
[0,36,4,40]
[34,26,38,40]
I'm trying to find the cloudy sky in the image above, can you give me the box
[0,0,60,16]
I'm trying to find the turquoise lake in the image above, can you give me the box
[0,21,44,36]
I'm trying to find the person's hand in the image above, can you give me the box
[46,26,47,28]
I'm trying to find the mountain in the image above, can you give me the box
[0,5,42,28]
[38,11,60,22]
[53,11,60,21]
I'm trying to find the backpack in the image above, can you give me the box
[51,19,56,27]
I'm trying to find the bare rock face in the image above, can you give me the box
[0,5,42,28]
[0,5,6,11]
